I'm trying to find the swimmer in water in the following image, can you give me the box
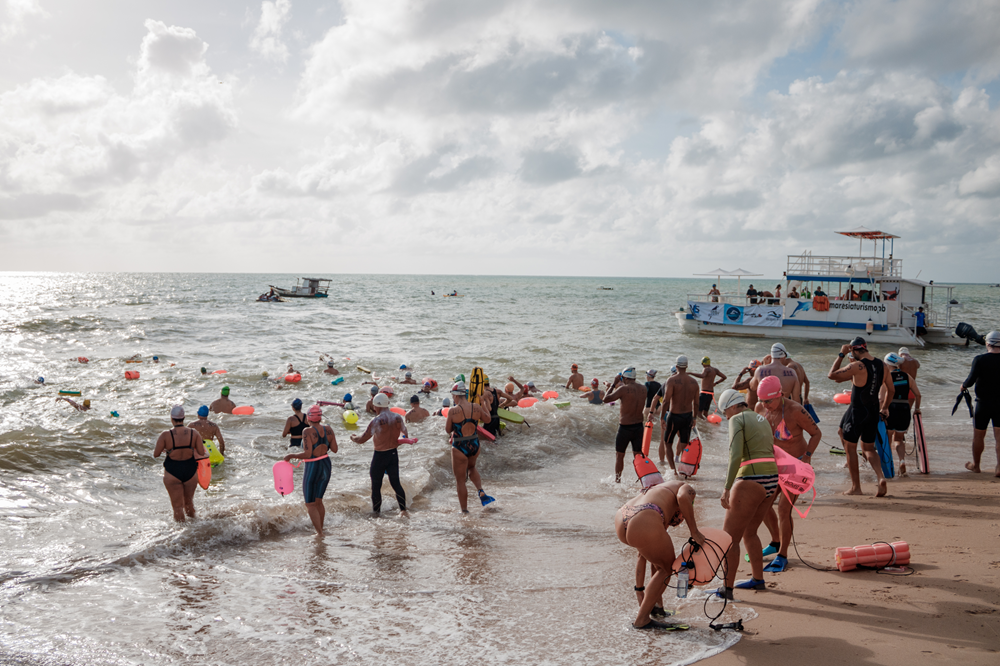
[581,378,606,405]
[352,394,411,516]
[400,371,417,385]
[565,364,584,390]
[188,405,226,455]
[153,406,208,522]
[201,367,208,376]
[507,377,539,402]
[323,361,340,376]
[433,397,451,416]
[284,405,338,534]
[406,395,430,423]
[282,398,308,448]
[152,356,159,364]
[365,385,380,414]
[56,397,91,412]
[445,382,494,512]
[209,386,236,414]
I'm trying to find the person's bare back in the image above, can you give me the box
[604,380,646,425]
[665,373,699,414]
[752,360,800,403]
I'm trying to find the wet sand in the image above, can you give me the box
[705,468,1000,665]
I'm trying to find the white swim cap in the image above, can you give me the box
[718,389,747,411]
[675,356,688,368]
[170,405,185,419]
[646,369,657,377]
[884,353,900,366]
[451,381,468,395]
[898,347,910,356]
[621,367,637,379]
[373,393,390,408]
[770,343,788,359]
[988,331,1000,347]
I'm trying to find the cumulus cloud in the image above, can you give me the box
[1,0,47,39]
[250,0,292,62]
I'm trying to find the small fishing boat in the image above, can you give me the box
[270,277,331,299]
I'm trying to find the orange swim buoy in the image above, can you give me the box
[541,390,559,400]
[835,541,910,572]
[232,405,255,415]
[390,406,406,416]
[672,527,733,585]
[212,369,227,375]
[285,373,301,383]
[706,414,722,424]
[124,370,140,380]
[834,391,851,404]
[517,397,538,408]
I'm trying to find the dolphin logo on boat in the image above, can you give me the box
[788,301,812,318]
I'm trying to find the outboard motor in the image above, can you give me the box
[955,322,985,346]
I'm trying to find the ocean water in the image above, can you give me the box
[0,272,996,665]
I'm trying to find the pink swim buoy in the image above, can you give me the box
[272,461,295,496]
[834,391,851,404]
[671,527,733,585]
[285,373,301,383]
[124,370,140,380]
[477,425,495,441]
[541,391,559,400]
[232,405,255,415]
[835,541,910,572]
[517,397,538,408]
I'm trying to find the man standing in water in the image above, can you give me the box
[691,357,727,418]
[352,393,411,516]
[189,405,226,455]
[603,367,647,483]
[406,395,429,423]
[565,364,584,390]
[898,347,920,378]
[445,382,495,512]
[209,386,235,414]
[828,337,894,496]
[658,357,700,474]
[284,405,337,534]
[153,406,208,522]
[961,330,1000,477]
[754,376,821,573]
[752,344,800,403]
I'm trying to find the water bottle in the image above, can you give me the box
[676,564,689,599]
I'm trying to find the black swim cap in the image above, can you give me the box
[292,398,302,408]
[410,395,420,403]
[850,336,867,348]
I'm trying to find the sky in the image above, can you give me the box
[1,0,999,280]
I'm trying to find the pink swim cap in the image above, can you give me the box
[307,405,322,422]
[758,375,782,401]
[380,386,395,397]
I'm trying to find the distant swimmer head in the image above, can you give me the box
[748,359,762,370]
[152,356,159,362]
[410,395,420,404]
[400,364,407,370]
[701,357,711,366]
[343,393,353,403]
[37,376,44,384]
[291,398,303,409]
[505,382,515,393]
[883,353,901,367]
[198,405,209,417]
[455,374,466,383]
[646,369,657,378]
[307,405,323,422]
[83,399,91,408]
[621,367,637,379]
[757,376,783,401]
[221,386,230,396]
[526,381,536,388]
[405,371,412,378]
[442,398,452,407]
[718,389,747,411]
[262,371,269,378]
[327,360,335,367]
[370,385,379,396]
[770,343,788,359]
[170,405,185,420]
[380,386,395,397]
[201,367,207,375]
[675,356,688,368]
[897,347,910,356]
[372,393,390,409]
[849,336,867,350]
[451,381,468,396]
[988,331,1000,347]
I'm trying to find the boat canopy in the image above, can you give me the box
[836,226,899,241]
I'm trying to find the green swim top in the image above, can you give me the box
[725,409,778,490]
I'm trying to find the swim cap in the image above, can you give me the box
[849,336,867,349]
[442,398,452,407]
[380,386,395,397]
[198,405,209,417]
[591,378,599,386]
[291,398,302,409]
[988,331,1000,346]
[373,393,390,408]
[527,381,536,388]
[484,375,490,385]
[675,356,689,368]
[423,381,432,388]
[170,405,185,419]
[647,369,657,378]
[370,386,379,396]
[400,364,407,370]
[770,343,788,359]
[883,353,900,366]
[221,386,230,396]
[343,393,353,402]
[505,382,515,393]
[37,376,44,383]
[262,371,269,378]
[410,395,420,404]
[701,357,710,366]
[201,367,207,374]
[451,381,468,395]
[571,364,578,370]
[898,347,910,356]
[307,405,322,422]
[455,374,466,383]
[718,389,746,410]
[748,359,762,370]
[405,371,412,378]
[152,356,158,361]
[327,360,334,367]
[83,399,91,407]
[621,367,636,379]
[670,366,677,374]
[758,376,782,401]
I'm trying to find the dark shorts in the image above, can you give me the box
[842,402,880,444]
[699,392,713,413]
[916,326,927,336]
[615,423,643,453]
[974,400,1000,430]
[886,404,911,433]
[483,417,500,436]
[303,457,332,503]
[665,412,693,445]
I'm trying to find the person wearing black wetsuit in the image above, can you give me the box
[282,398,308,448]
[881,353,921,476]
[961,330,1000,476]
[643,369,661,423]
[828,337,894,496]
[481,378,502,437]
[153,405,208,522]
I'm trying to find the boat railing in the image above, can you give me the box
[686,293,784,307]
[786,254,902,279]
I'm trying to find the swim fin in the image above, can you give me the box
[763,555,787,573]
[634,620,689,631]
[734,577,766,590]
[650,606,676,618]
[479,490,496,506]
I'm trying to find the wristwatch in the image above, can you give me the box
[838,353,846,358]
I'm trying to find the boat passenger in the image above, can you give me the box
[813,286,826,298]
[788,286,800,299]
[708,284,721,303]
[746,284,758,304]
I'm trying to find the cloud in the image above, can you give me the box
[959,155,1000,197]
[1,0,48,39]
[250,0,292,63]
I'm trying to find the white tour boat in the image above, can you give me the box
[676,228,965,346]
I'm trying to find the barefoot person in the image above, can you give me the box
[152,406,208,522]
[961,330,1000,477]
[209,386,236,414]
[284,405,337,534]
[881,353,921,476]
[188,405,226,455]
[898,347,920,379]
[603,367,647,482]
[615,480,703,629]
[657,357,700,474]
[731,360,762,409]
[352,393,411,516]
[565,364,584,390]
[828,337,894,496]
[717,389,778,599]
[281,398,308,448]
[754,376,821,573]
[691,357,727,418]
[773,344,811,407]
[642,370,661,422]
[445,382,495,512]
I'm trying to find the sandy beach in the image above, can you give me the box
[705,466,1000,665]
